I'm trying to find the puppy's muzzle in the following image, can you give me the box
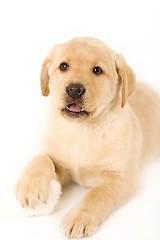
[62,83,89,119]
[66,83,85,99]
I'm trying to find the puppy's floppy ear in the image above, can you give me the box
[115,54,136,107]
[40,56,51,96]
[40,46,57,96]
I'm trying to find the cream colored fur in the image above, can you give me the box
[15,37,160,238]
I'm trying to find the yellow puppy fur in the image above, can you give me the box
[15,37,160,238]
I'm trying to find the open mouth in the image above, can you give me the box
[62,103,89,118]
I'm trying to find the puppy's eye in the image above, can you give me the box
[93,66,103,75]
[59,62,69,71]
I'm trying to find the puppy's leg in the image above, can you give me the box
[60,171,138,238]
[15,154,67,215]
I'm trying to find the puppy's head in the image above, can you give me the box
[41,37,135,121]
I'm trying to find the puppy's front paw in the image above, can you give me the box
[60,207,98,238]
[15,171,51,208]
[15,173,61,216]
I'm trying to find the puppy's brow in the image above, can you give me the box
[59,57,70,63]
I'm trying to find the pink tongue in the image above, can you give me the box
[69,104,82,112]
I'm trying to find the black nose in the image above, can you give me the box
[66,83,85,99]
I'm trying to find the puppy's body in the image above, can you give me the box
[129,82,160,164]
[15,37,160,238]
[43,96,140,188]
[42,82,160,187]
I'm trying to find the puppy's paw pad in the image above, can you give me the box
[17,179,61,216]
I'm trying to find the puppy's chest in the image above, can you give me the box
[69,148,104,187]
[47,125,107,187]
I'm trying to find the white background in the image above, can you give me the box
[0,0,160,239]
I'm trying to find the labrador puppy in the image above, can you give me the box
[15,37,160,238]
